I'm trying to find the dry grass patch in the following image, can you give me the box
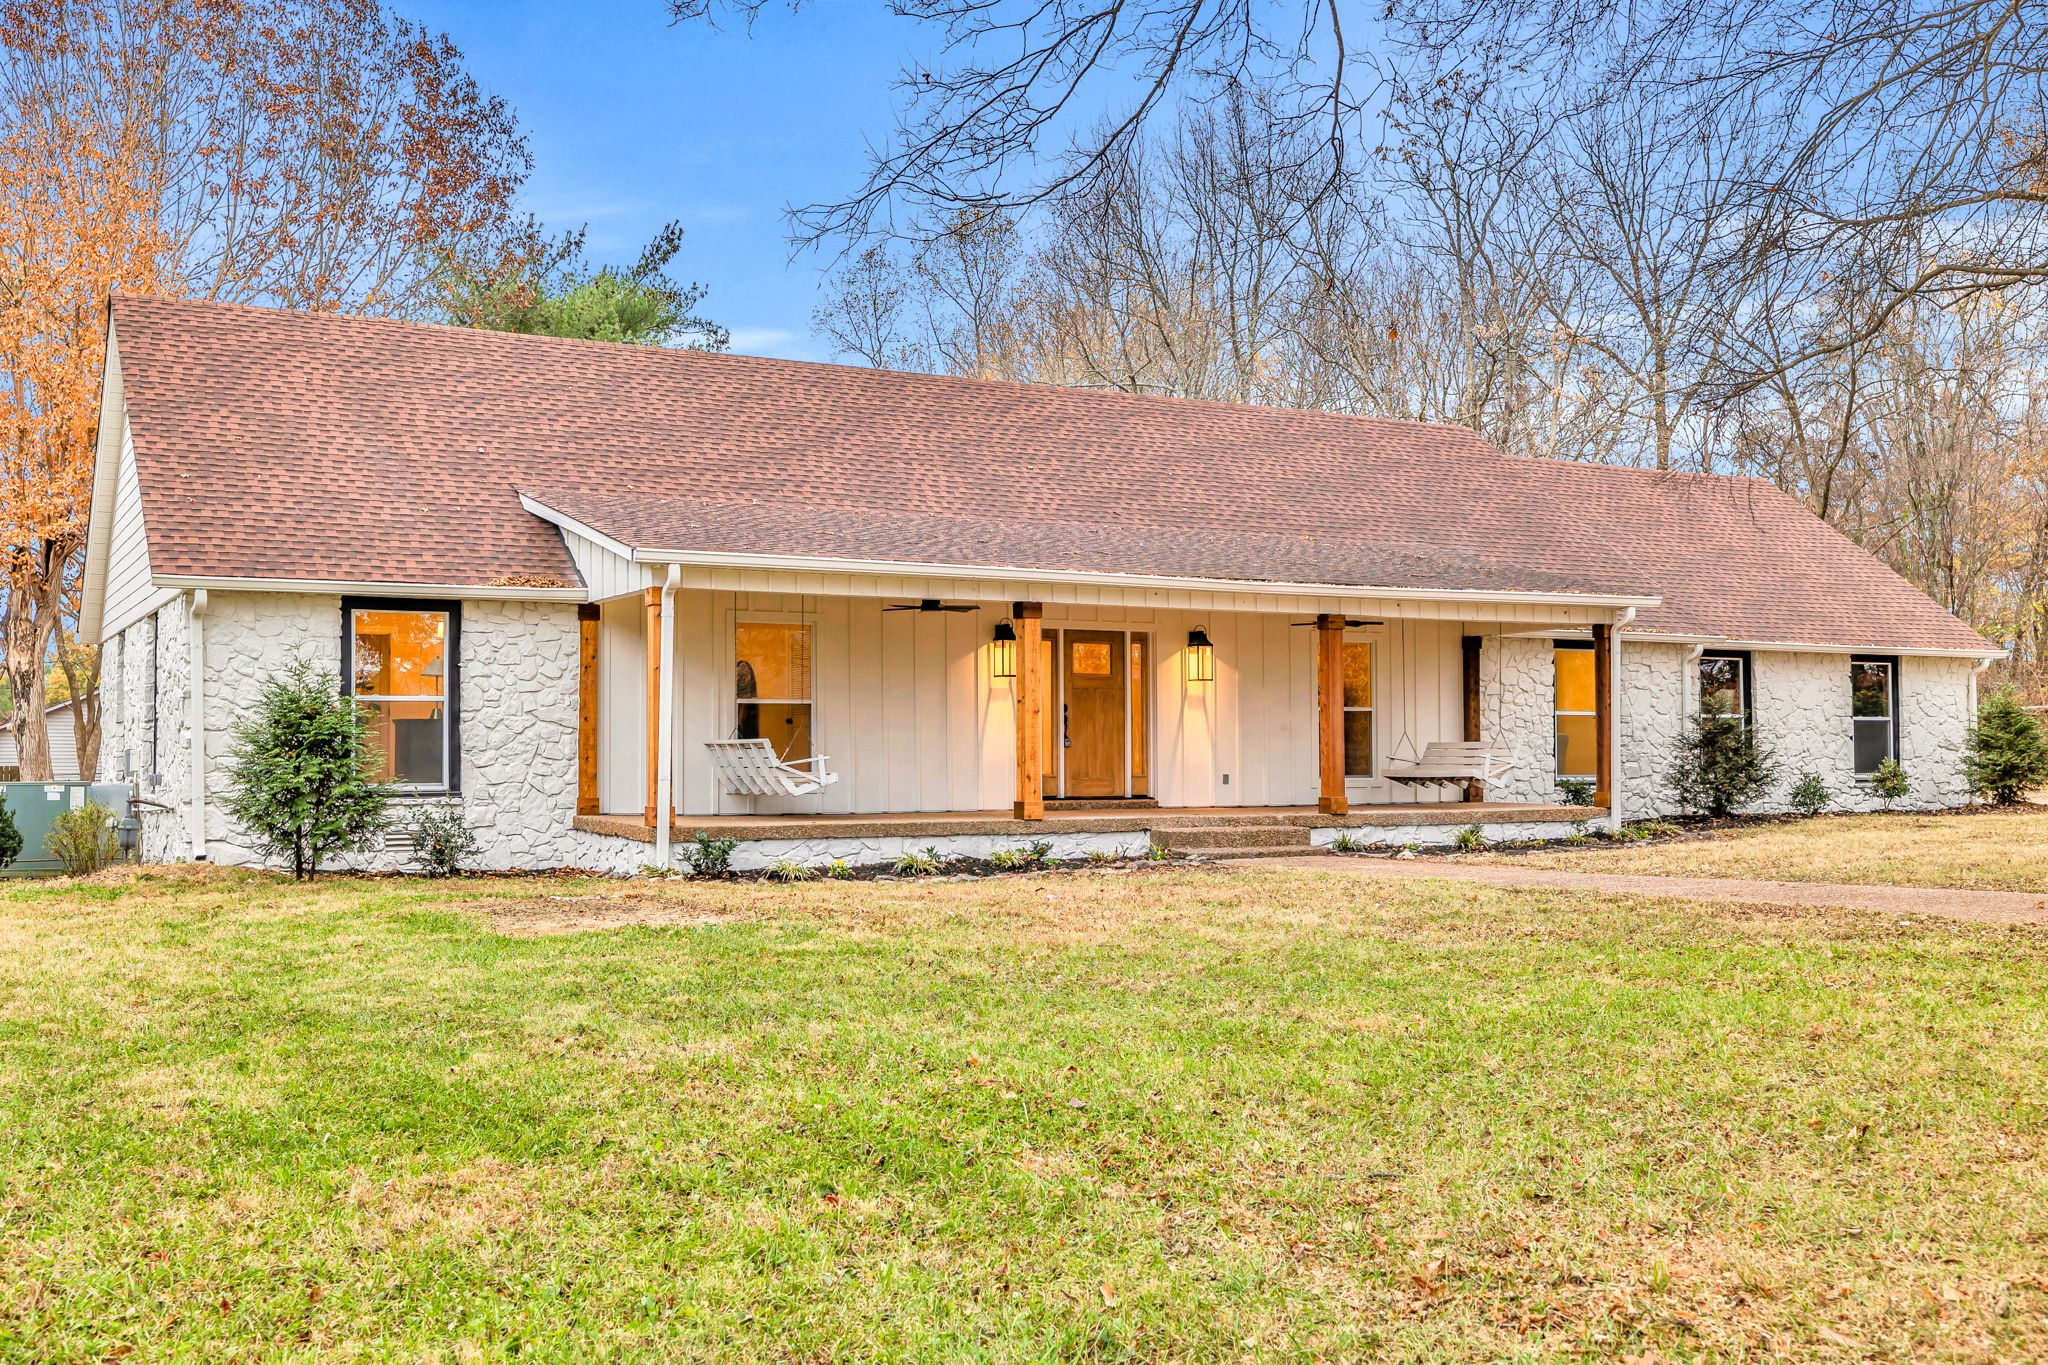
[1482,806,2048,891]
[466,891,761,936]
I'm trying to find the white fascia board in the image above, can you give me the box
[519,494,638,562]
[512,504,1664,612]
[78,323,126,642]
[1695,636,2007,662]
[1512,626,2007,661]
[634,548,1660,609]
[150,575,591,603]
[625,547,1661,609]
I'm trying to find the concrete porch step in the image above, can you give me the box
[1176,843,1332,861]
[1154,824,1315,851]
[1045,797,1160,811]
[1145,812,1301,831]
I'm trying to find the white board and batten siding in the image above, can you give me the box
[590,587,1493,818]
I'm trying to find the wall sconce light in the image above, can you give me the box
[1185,625,1215,683]
[990,617,1018,679]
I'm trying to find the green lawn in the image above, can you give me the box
[3,865,2046,1361]
[1485,808,2048,892]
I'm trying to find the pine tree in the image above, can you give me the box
[1962,687,2048,805]
[220,656,394,879]
[1664,698,1777,816]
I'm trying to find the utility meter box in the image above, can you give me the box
[0,782,135,876]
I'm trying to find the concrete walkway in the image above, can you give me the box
[1256,856,2048,927]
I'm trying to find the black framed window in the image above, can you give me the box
[1850,655,1899,776]
[342,597,460,793]
[1699,650,1752,727]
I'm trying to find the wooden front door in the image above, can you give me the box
[1062,630,1126,797]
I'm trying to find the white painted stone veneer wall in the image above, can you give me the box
[1476,632,1558,806]
[102,591,647,874]
[1745,651,1973,814]
[1470,632,1970,818]
[98,591,1980,873]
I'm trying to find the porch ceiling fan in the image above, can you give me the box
[884,598,980,613]
[1291,618,1383,628]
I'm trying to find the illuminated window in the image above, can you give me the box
[1342,641,1373,777]
[1554,644,1597,778]
[344,602,456,791]
[736,622,813,762]
[1070,640,1113,676]
[1130,635,1149,796]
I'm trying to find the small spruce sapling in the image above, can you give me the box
[1663,697,1776,816]
[221,656,393,879]
[1962,687,2048,804]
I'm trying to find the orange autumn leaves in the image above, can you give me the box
[0,105,162,563]
[0,0,529,775]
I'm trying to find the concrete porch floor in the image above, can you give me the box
[575,801,1606,844]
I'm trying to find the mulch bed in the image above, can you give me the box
[1331,803,2024,862]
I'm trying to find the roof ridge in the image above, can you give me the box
[521,484,1505,542]
[110,292,1514,445]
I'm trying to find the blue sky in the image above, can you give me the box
[404,2,928,361]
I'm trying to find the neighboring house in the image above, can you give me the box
[80,296,2002,872]
[0,701,82,781]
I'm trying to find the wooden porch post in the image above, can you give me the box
[577,604,600,816]
[1592,621,1613,809]
[1013,602,1045,820]
[1461,634,1483,803]
[1316,613,1348,816]
[643,586,662,825]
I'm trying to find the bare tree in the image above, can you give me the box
[813,243,920,369]
[777,7,2048,685]
[672,0,1362,244]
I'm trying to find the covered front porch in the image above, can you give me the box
[546,549,1644,865]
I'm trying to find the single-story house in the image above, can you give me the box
[0,700,83,781]
[80,295,2002,871]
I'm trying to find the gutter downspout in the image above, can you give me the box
[1609,607,1636,835]
[188,589,208,861]
[652,564,680,871]
[1683,643,1707,725]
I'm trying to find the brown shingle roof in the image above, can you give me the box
[107,294,1995,654]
